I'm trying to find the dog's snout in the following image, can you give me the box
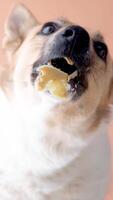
[62,26,90,53]
[62,28,75,39]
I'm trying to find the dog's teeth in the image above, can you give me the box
[64,57,74,65]
[68,71,78,80]
[48,61,51,65]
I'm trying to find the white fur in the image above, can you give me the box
[0,86,111,200]
[1,3,112,199]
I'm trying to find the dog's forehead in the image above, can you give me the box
[52,18,73,26]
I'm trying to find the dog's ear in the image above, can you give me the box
[3,3,38,60]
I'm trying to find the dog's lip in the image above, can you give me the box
[35,56,78,75]
[35,56,80,89]
[32,56,88,99]
[31,56,76,82]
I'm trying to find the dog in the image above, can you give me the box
[0,3,113,200]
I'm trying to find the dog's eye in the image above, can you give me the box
[41,22,58,35]
[93,41,108,61]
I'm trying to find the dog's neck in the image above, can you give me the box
[0,85,110,200]
[11,85,108,169]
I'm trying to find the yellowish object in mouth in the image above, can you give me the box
[36,65,69,98]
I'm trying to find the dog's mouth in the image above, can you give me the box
[50,57,88,97]
[32,56,88,99]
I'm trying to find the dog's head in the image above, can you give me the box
[3,4,113,127]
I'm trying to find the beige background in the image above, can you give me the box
[0,0,113,199]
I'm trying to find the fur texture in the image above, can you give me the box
[0,3,113,200]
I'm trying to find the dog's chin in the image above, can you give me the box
[36,92,75,110]
[37,84,86,106]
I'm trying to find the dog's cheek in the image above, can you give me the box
[108,79,113,104]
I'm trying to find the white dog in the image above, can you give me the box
[0,3,113,200]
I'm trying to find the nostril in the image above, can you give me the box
[62,29,74,38]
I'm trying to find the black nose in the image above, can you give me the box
[61,25,90,54]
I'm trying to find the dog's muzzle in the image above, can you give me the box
[31,25,90,99]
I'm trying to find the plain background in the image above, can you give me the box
[0,0,113,199]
